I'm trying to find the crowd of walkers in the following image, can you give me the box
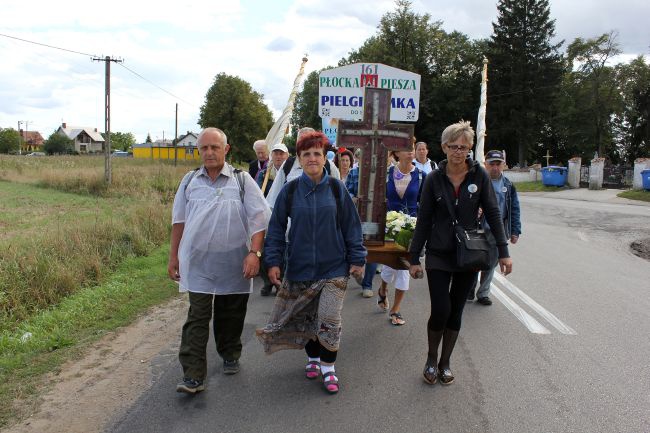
[168,121,519,395]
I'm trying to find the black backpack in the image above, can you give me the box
[285,177,343,229]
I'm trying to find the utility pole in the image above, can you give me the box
[92,55,123,184]
[174,103,178,166]
[17,121,23,155]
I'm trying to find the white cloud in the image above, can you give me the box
[1,0,648,143]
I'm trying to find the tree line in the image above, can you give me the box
[201,0,648,167]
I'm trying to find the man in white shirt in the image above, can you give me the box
[414,141,437,175]
[169,127,271,394]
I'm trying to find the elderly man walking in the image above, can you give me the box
[249,139,269,180]
[169,127,271,394]
[467,150,521,305]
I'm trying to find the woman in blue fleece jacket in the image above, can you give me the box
[257,131,366,395]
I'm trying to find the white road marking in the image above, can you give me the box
[493,273,577,335]
[490,285,551,334]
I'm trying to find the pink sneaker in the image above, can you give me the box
[323,371,339,394]
[305,361,321,380]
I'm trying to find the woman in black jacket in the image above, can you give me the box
[408,121,513,385]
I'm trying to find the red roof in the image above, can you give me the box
[21,131,45,145]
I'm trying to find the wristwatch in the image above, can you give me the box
[249,250,262,258]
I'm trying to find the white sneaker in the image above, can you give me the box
[362,289,374,298]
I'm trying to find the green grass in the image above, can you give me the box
[514,181,568,192]
[617,189,650,202]
[0,245,179,428]
[0,182,170,329]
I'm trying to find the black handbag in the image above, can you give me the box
[436,174,492,271]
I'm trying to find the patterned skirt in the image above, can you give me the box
[256,277,348,354]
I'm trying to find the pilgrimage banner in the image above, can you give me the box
[319,63,421,122]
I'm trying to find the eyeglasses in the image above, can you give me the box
[488,161,503,166]
[447,144,470,153]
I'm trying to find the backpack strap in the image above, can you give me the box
[285,178,300,217]
[328,177,343,230]
[182,167,200,199]
[325,159,332,175]
[283,155,296,179]
[233,168,246,202]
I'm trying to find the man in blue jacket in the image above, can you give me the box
[468,150,522,305]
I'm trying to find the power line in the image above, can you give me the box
[117,63,197,108]
[1,32,197,108]
[0,32,99,58]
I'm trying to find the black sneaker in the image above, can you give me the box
[223,359,240,375]
[260,285,272,296]
[467,290,475,301]
[477,296,492,306]
[176,378,205,394]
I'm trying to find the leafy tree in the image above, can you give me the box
[565,31,622,161]
[613,56,650,163]
[0,128,21,154]
[146,133,152,143]
[337,0,485,161]
[487,0,564,166]
[43,131,74,155]
[198,73,274,163]
[102,131,136,151]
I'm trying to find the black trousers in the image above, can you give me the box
[426,269,478,331]
[178,292,249,380]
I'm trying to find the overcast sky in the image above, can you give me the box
[1,0,648,143]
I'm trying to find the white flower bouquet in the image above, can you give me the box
[385,211,417,249]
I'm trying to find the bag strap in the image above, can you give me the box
[233,168,246,202]
[283,155,296,178]
[433,171,459,225]
[182,167,200,199]
[285,178,299,217]
[328,177,343,230]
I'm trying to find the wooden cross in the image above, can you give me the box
[336,87,414,245]
[544,149,553,167]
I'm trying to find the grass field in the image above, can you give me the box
[617,189,650,202]
[0,245,179,427]
[0,155,190,427]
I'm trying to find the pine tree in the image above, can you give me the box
[487,0,563,166]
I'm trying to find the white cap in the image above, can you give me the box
[270,143,288,153]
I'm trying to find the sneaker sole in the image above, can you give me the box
[176,384,205,394]
[223,369,239,375]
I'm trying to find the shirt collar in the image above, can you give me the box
[199,163,234,178]
[300,169,328,188]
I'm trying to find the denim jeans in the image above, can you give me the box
[361,262,378,289]
[476,264,496,299]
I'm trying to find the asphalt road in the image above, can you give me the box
[107,193,650,433]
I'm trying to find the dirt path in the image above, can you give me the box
[4,297,187,433]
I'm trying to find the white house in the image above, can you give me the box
[176,132,198,148]
[56,123,105,153]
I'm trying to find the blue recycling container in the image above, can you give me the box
[642,169,650,191]
[541,166,568,187]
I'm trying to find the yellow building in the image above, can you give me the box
[132,144,200,161]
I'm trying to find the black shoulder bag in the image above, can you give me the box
[435,172,492,271]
